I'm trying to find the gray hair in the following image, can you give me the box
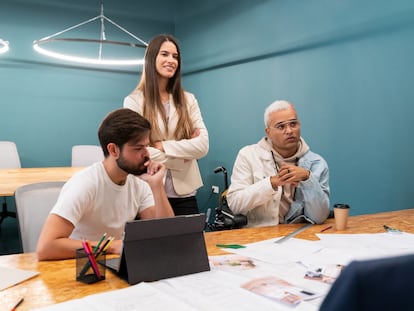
[264,100,294,127]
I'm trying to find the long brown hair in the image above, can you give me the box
[137,34,193,142]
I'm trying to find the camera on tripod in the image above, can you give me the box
[207,166,247,231]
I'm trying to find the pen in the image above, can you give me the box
[216,244,246,249]
[383,225,401,233]
[96,236,114,257]
[320,225,332,233]
[11,297,23,311]
[93,232,107,254]
[79,236,112,277]
[102,237,114,252]
[82,240,101,279]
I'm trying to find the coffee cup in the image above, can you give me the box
[333,203,350,230]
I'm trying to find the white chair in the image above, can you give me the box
[71,145,104,167]
[0,141,21,226]
[14,181,65,253]
[0,141,21,169]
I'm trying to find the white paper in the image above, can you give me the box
[29,232,414,311]
[32,282,197,311]
[0,266,38,291]
[152,269,309,311]
[224,237,324,265]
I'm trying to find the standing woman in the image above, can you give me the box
[124,34,209,215]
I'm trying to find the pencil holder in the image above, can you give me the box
[76,248,106,284]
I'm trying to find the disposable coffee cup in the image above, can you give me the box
[333,204,350,230]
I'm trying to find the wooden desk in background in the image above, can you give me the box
[0,167,83,196]
[0,209,413,311]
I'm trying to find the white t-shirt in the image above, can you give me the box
[51,162,154,241]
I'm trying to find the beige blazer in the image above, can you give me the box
[123,90,209,195]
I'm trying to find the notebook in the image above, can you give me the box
[103,213,210,285]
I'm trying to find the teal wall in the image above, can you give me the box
[0,0,173,166]
[1,1,413,217]
[175,0,414,216]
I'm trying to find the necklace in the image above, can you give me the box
[270,151,280,173]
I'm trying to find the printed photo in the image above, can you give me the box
[304,264,345,284]
[209,254,256,270]
[241,276,320,306]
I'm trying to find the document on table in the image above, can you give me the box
[32,269,322,311]
[0,266,39,291]
[30,232,414,311]
[316,232,414,249]
[307,232,414,265]
[151,269,320,311]
[32,282,198,311]
[224,237,324,265]
[221,233,414,266]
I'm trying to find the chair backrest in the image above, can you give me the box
[71,145,104,167]
[14,181,65,253]
[0,141,21,168]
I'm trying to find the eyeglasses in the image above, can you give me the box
[269,119,300,132]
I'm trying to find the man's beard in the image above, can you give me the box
[117,155,150,176]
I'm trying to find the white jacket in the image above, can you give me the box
[124,90,209,195]
[227,137,330,228]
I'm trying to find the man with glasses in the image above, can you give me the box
[227,100,330,227]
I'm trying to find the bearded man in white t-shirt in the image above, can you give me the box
[37,108,174,260]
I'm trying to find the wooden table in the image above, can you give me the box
[0,167,83,196]
[0,209,413,310]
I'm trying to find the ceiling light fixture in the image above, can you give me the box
[33,2,147,66]
[0,39,9,54]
